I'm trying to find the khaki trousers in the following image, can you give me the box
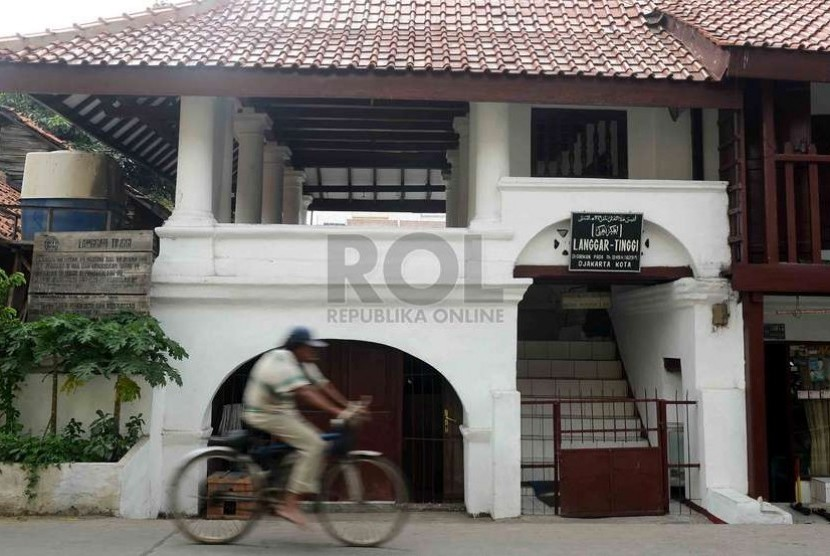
[243,410,326,494]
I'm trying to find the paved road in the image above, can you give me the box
[0,513,828,556]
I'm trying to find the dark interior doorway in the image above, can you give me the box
[211,339,464,505]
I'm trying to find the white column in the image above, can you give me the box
[300,194,313,225]
[233,108,272,224]
[445,150,460,227]
[261,143,291,224]
[216,99,237,223]
[469,103,509,228]
[167,96,220,226]
[453,117,470,227]
[491,389,521,519]
[282,168,306,225]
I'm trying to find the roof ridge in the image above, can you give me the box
[0,0,231,50]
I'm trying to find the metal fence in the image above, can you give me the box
[521,393,699,516]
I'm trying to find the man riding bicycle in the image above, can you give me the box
[242,327,364,527]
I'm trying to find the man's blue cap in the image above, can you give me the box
[284,326,327,348]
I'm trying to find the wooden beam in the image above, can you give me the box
[731,263,830,293]
[808,145,822,264]
[513,265,693,283]
[267,106,464,122]
[0,64,743,109]
[691,108,704,180]
[272,118,455,132]
[761,81,779,264]
[660,14,730,80]
[742,292,769,500]
[248,97,467,110]
[287,141,454,152]
[276,129,457,142]
[727,47,830,82]
[304,185,444,193]
[292,151,448,169]
[309,198,444,213]
[782,144,797,263]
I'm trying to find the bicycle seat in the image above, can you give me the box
[208,429,250,451]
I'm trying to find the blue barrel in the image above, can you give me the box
[20,152,124,241]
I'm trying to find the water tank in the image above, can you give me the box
[20,152,124,240]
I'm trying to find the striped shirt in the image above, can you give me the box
[242,349,328,413]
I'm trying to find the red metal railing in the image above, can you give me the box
[521,396,699,516]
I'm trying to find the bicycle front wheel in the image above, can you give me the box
[169,450,265,544]
[317,455,409,547]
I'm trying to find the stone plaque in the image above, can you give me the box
[28,295,150,320]
[33,230,155,253]
[29,252,153,295]
[27,230,154,320]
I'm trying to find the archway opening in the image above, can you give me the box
[211,339,464,505]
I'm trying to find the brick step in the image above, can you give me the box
[518,378,628,398]
[518,341,617,361]
[517,359,622,380]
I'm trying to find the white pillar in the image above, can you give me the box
[469,103,509,228]
[282,168,306,225]
[167,96,220,226]
[453,117,470,227]
[491,389,521,519]
[233,108,272,224]
[445,150,460,227]
[216,99,237,223]
[300,194,313,225]
[261,143,291,224]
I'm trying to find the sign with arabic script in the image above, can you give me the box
[569,213,643,272]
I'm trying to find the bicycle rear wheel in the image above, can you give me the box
[169,450,265,544]
[317,455,409,547]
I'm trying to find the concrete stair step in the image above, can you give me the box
[522,401,638,418]
[517,359,623,380]
[518,341,618,361]
[517,378,628,398]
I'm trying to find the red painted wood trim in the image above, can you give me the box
[731,263,830,294]
[761,82,779,264]
[513,265,693,282]
[774,152,830,163]
[808,153,822,264]
[727,48,830,82]
[0,63,743,109]
[742,293,769,500]
[783,155,797,263]
[683,500,727,524]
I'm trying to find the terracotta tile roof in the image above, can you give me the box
[656,0,830,52]
[0,0,712,81]
[0,172,21,240]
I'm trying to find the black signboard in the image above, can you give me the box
[763,323,786,340]
[569,212,644,272]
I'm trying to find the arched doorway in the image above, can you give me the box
[211,339,464,505]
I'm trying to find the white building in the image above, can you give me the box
[4,0,830,523]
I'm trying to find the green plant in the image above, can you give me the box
[0,271,30,434]
[57,312,185,434]
[0,412,146,500]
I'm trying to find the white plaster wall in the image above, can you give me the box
[611,279,751,521]
[506,104,693,181]
[508,104,532,178]
[764,295,830,341]
[703,109,720,182]
[16,375,151,436]
[811,83,830,115]
[502,179,731,278]
[0,437,148,516]
[628,107,693,181]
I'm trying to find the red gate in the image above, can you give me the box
[521,397,698,517]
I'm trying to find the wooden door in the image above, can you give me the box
[307,341,403,465]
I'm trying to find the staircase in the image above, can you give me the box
[518,339,646,514]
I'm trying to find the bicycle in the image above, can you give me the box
[168,418,410,547]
